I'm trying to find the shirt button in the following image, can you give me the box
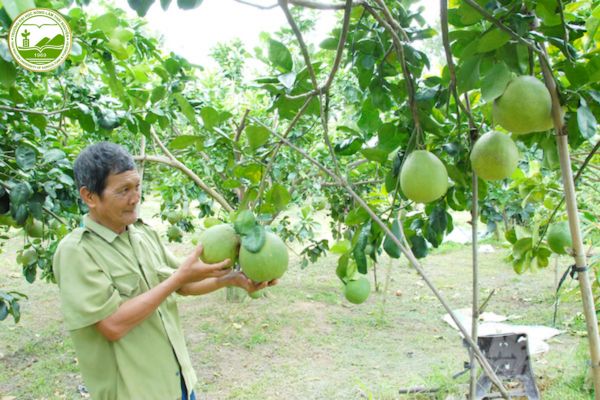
[176,371,180,376]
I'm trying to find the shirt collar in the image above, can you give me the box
[83,214,125,243]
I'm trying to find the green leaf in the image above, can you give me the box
[42,149,66,164]
[127,0,155,17]
[456,56,480,93]
[200,106,220,130]
[169,135,203,150]
[177,0,203,10]
[268,39,293,72]
[233,210,257,236]
[0,58,15,88]
[334,138,363,156]
[410,235,428,258]
[245,125,270,150]
[377,123,404,153]
[353,224,370,274]
[174,93,197,126]
[345,207,369,226]
[234,163,262,184]
[331,240,351,254]
[151,86,167,103]
[9,182,32,208]
[360,147,389,164]
[577,101,597,139]
[513,237,533,259]
[357,99,382,133]
[476,29,511,53]
[383,220,402,259]
[481,62,511,103]
[92,13,118,34]
[161,0,172,10]
[2,0,35,20]
[16,145,36,171]
[240,225,266,253]
[0,301,7,321]
[266,184,291,212]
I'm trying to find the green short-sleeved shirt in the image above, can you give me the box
[53,215,197,400]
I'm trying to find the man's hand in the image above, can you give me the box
[224,270,278,293]
[174,244,232,287]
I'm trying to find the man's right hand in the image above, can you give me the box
[175,244,231,286]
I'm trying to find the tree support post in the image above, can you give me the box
[539,51,600,399]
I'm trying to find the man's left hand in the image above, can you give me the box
[225,270,278,293]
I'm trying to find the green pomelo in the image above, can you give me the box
[470,131,520,181]
[493,75,553,135]
[344,277,371,304]
[20,248,37,266]
[240,232,288,282]
[198,224,239,265]
[0,213,16,227]
[25,219,44,238]
[400,150,448,203]
[547,221,572,255]
[248,290,263,299]
[167,225,183,242]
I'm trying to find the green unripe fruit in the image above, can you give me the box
[344,277,371,304]
[470,131,520,181]
[240,232,288,282]
[20,248,37,266]
[493,76,553,135]
[167,225,183,242]
[400,150,448,203]
[547,221,572,255]
[248,290,263,299]
[166,210,184,224]
[198,224,239,265]
[25,219,44,238]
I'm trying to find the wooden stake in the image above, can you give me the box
[539,50,600,399]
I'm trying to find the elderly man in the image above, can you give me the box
[53,142,273,400]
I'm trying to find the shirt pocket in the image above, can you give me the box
[112,272,142,298]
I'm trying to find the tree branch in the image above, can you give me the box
[363,2,422,138]
[279,0,319,89]
[255,94,316,209]
[253,119,515,389]
[147,130,235,212]
[0,105,74,116]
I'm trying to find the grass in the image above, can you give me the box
[0,207,596,399]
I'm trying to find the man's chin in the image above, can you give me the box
[124,211,138,223]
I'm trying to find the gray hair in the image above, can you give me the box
[73,142,136,196]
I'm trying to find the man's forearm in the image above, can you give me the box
[177,275,230,296]
[96,273,184,341]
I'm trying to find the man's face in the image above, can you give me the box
[85,170,141,232]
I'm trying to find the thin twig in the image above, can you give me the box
[0,105,74,116]
[255,95,316,209]
[146,130,234,212]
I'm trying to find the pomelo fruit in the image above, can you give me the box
[547,221,572,255]
[493,75,553,135]
[20,248,37,266]
[400,150,448,203]
[198,224,239,265]
[344,277,370,304]
[25,219,43,238]
[240,232,288,282]
[470,131,519,181]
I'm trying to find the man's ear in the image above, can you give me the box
[79,187,96,209]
